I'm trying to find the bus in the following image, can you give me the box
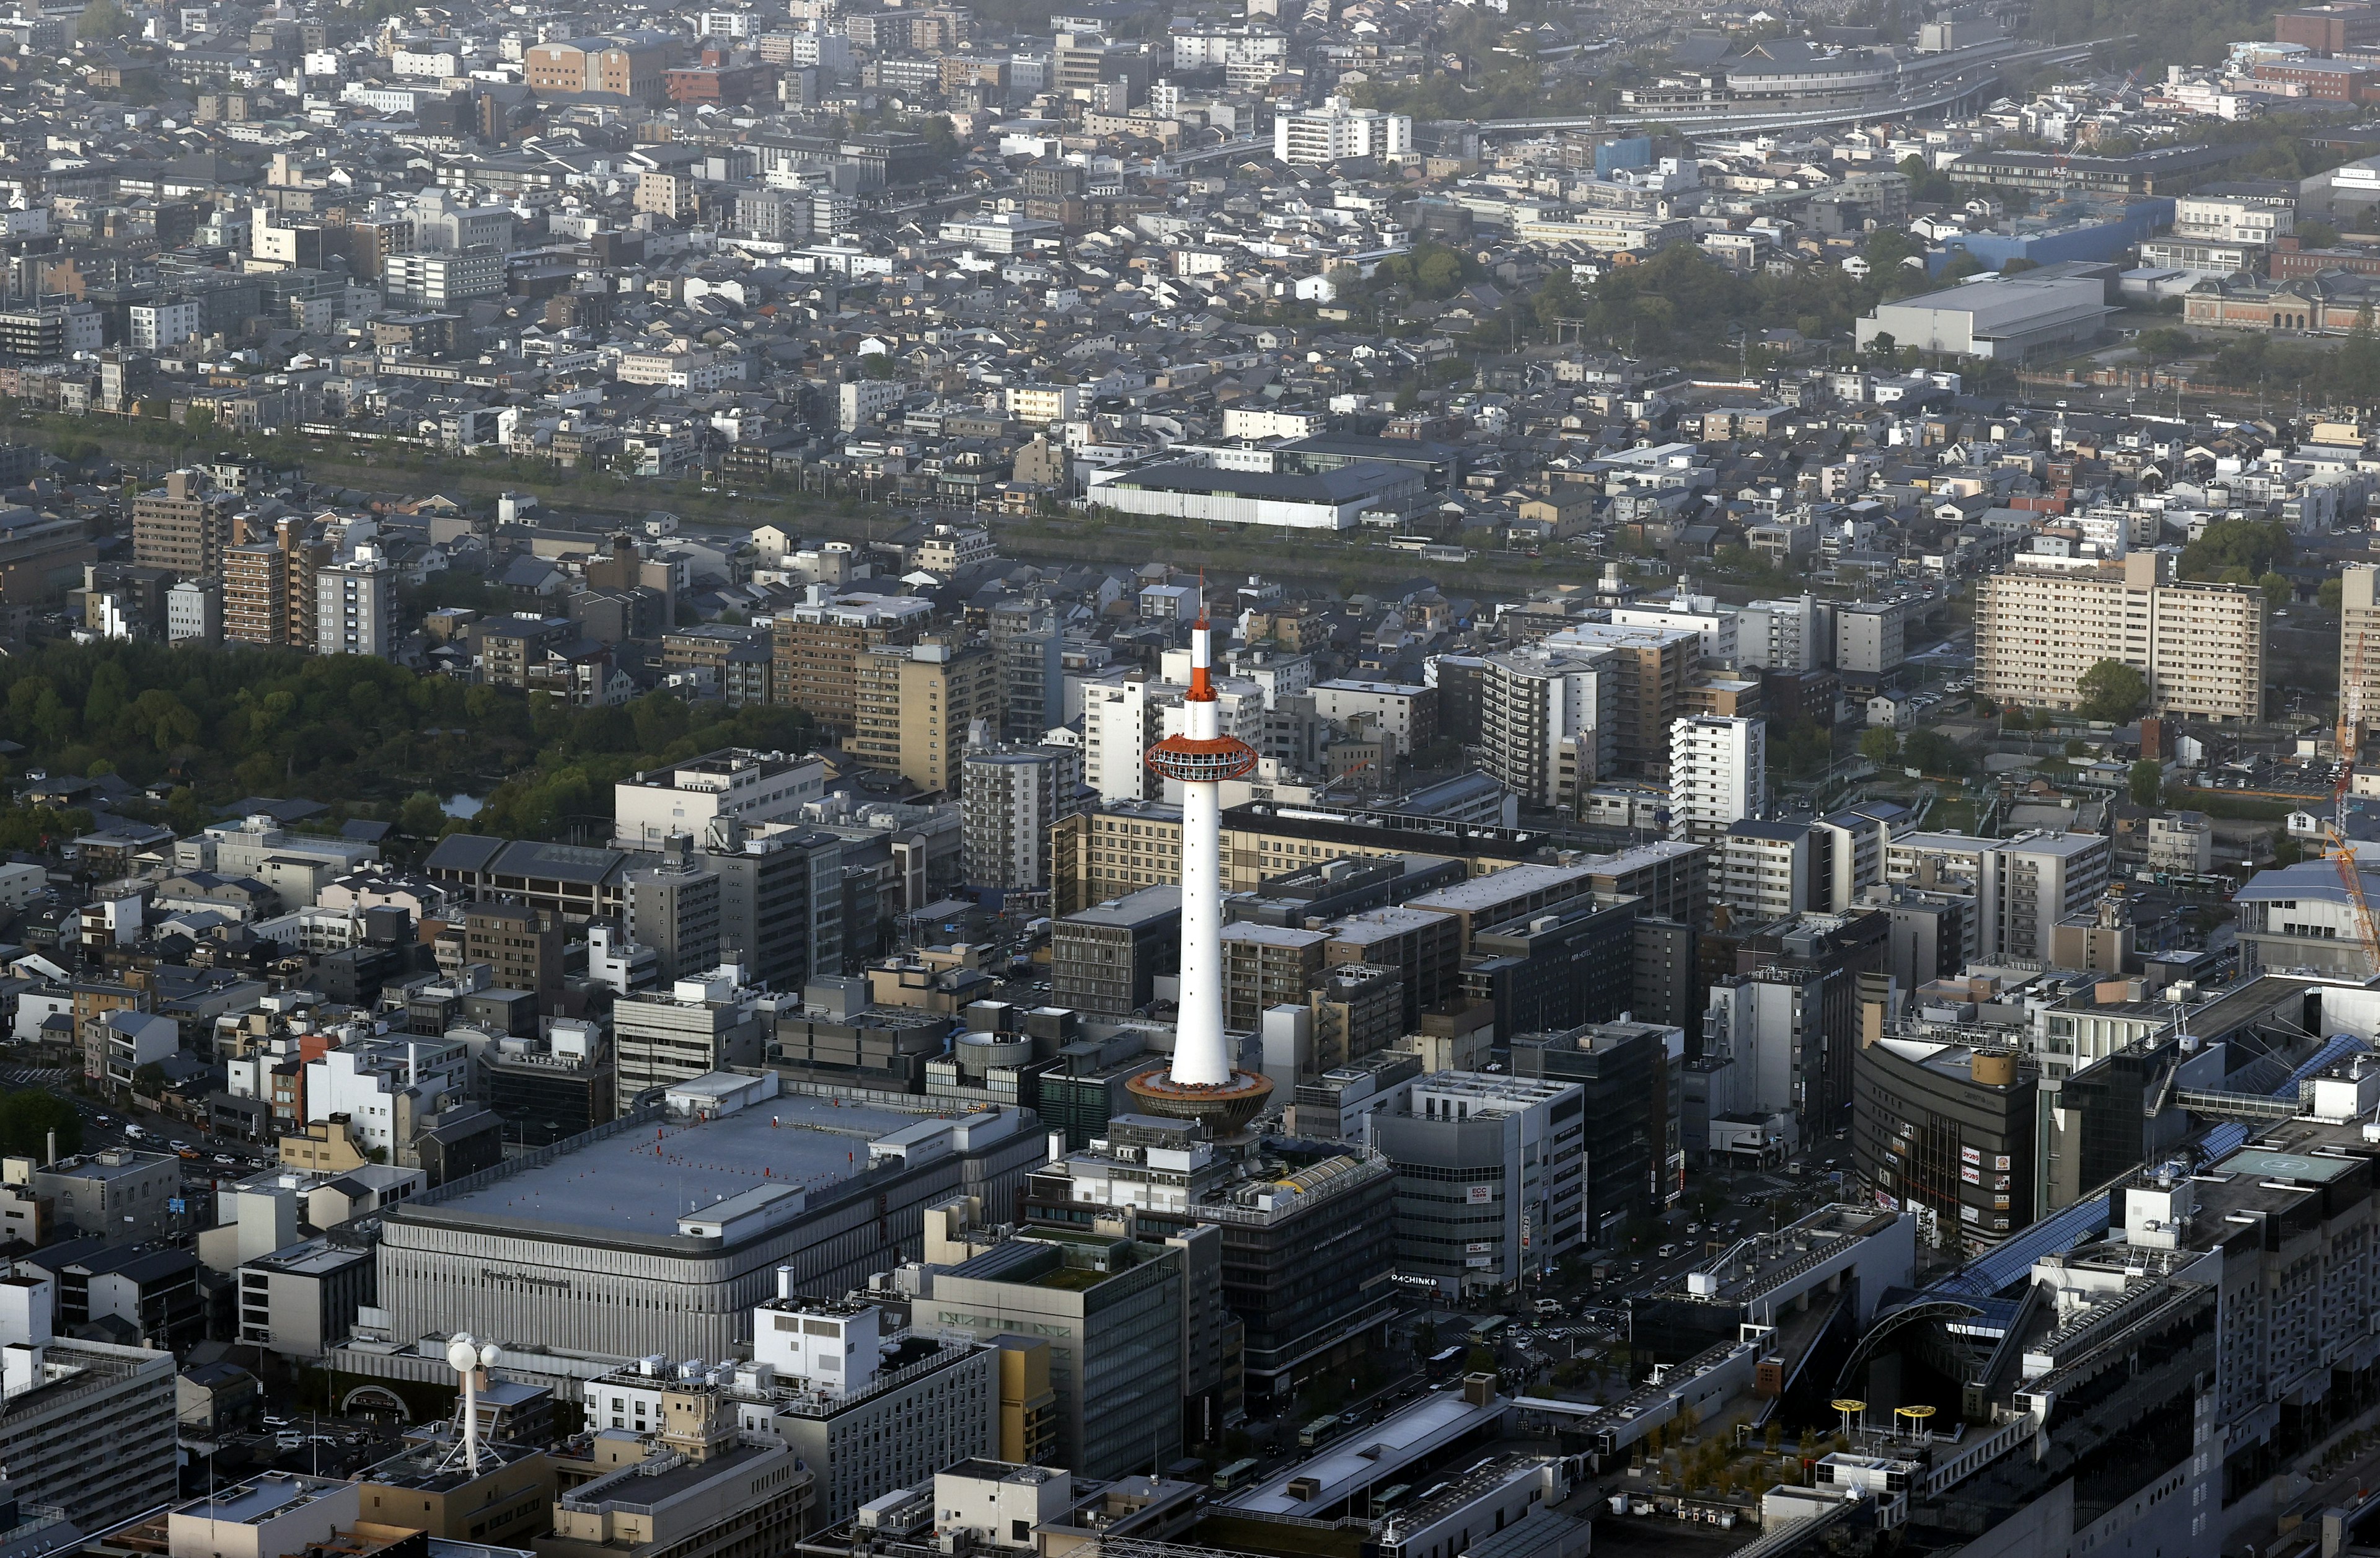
[1213,1458,1260,1492]
[1298,1415,1341,1449]
[1468,1316,1508,1344]
[1427,1345,1465,1375]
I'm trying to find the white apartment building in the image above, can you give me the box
[838,379,902,432]
[315,543,392,657]
[1737,594,1828,672]
[128,299,200,352]
[1835,600,1908,676]
[1719,820,1812,924]
[1308,679,1432,755]
[613,748,827,850]
[1669,716,1767,845]
[1005,384,1083,425]
[1274,95,1413,164]
[1975,551,2263,722]
[1080,675,1261,802]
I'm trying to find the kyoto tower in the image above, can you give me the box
[1126,607,1275,1135]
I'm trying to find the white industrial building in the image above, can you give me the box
[1854,274,2113,360]
[1086,459,1419,530]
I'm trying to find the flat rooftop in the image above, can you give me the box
[1224,1390,1508,1517]
[399,1094,923,1241]
[2213,1146,2361,1184]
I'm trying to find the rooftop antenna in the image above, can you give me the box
[441,1332,502,1477]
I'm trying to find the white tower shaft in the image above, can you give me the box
[1171,681,1229,1087]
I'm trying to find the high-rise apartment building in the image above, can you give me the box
[221,541,286,646]
[769,591,934,735]
[1468,645,1618,809]
[1975,551,2263,722]
[987,601,1064,740]
[1669,716,1768,845]
[852,640,997,797]
[314,542,393,657]
[1884,828,2111,963]
[961,743,1081,892]
[2342,562,2380,741]
[1543,619,1700,776]
[131,469,235,578]
[1272,95,1412,163]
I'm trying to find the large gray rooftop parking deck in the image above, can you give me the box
[417,1094,926,1239]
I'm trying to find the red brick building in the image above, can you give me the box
[2252,56,2379,96]
[2276,2,2380,52]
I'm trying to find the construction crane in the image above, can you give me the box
[2329,662,2380,975]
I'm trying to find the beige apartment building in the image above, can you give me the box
[850,640,996,798]
[1975,551,2263,722]
[2342,564,2380,740]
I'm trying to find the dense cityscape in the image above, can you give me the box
[8,0,2380,1552]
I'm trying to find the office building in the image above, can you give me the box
[1050,887,1179,1017]
[1021,1113,1396,1411]
[705,821,845,991]
[1509,1019,1685,1240]
[610,970,762,1109]
[613,749,828,851]
[586,1288,995,1528]
[0,1274,175,1528]
[1368,1072,1587,1298]
[462,900,562,1011]
[1851,1040,2035,1251]
[1669,716,1768,846]
[915,1221,1187,1478]
[1976,551,2264,721]
[356,1441,556,1546]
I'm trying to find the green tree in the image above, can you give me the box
[2180,517,2292,582]
[76,0,126,38]
[2303,219,2342,250]
[2260,570,2294,611]
[0,1091,81,1159]
[2130,758,2166,807]
[2076,659,2150,722]
[2324,576,2347,611]
[399,790,447,836]
[1858,725,1900,766]
[1903,728,1969,775]
[2137,327,2195,363]
[130,1062,167,1097]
